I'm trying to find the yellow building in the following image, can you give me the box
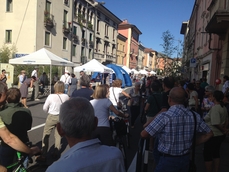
[116,33,127,65]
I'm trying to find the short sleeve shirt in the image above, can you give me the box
[109,87,122,106]
[204,104,228,136]
[189,91,198,106]
[90,98,112,127]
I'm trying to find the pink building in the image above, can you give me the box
[118,20,142,69]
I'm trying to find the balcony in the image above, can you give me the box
[105,54,116,63]
[72,34,79,43]
[205,11,229,38]
[94,52,104,61]
[44,11,54,28]
[81,38,87,46]
[63,23,70,35]
[88,22,93,30]
[80,56,87,64]
[89,41,94,48]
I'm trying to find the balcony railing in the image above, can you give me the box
[94,52,104,60]
[44,11,54,28]
[63,22,70,34]
[89,41,94,48]
[72,34,79,43]
[81,38,87,46]
[81,56,87,64]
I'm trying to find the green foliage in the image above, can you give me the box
[160,30,175,58]
[0,44,17,63]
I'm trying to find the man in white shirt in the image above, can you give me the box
[31,66,40,101]
[60,70,71,94]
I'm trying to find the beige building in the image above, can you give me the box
[1,0,122,70]
[0,0,74,64]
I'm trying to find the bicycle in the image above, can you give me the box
[6,143,48,172]
[110,117,128,171]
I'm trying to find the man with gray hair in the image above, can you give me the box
[46,97,125,172]
[71,74,93,100]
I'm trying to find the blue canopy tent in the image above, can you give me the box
[92,64,132,88]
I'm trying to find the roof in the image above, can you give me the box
[118,20,142,35]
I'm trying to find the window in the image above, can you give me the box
[113,29,115,40]
[63,37,67,49]
[5,30,12,43]
[73,26,77,35]
[45,0,51,12]
[89,33,92,41]
[63,10,68,27]
[72,44,76,56]
[97,20,100,32]
[82,30,85,38]
[45,31,50,46]
[89,49,92,59]
[6,0,13,12]
[105,24,109,37]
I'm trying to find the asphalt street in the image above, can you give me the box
[26,88,229,172]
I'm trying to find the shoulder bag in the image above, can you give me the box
[189,110,197,172]
[112,87,122,110]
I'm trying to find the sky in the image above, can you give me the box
[102,0,195,57]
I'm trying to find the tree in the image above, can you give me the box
[0,44,17,63]
[160,31,184,77]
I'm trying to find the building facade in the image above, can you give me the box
[138,43,145,70]
[118,20,142,69]
[116,33,127,65]
[181,0,226,87]
[1,0,122,69]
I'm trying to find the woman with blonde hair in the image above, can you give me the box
[36,81,69,162]
[90,84,128,146]
[109,79,131,117]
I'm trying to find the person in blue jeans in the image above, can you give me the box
[141,87,213,172]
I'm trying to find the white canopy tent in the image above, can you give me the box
[138,70,149,75]
[74,59,113,73]
[150,70,156,75]
[9,48,75,94]
[122,66,131,74]
[131,69,139,74]
[9,48,75,67]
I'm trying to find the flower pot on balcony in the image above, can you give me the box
[63,28,70,34]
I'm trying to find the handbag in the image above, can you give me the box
[112,87,122,110]
[189,110,197,172]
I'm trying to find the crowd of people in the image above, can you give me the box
[0,68,229,171]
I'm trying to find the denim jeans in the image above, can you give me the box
[64,84,69,94]
[155,154,190,172]
[0,145,15,166]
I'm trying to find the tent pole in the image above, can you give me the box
[50,64,52,94]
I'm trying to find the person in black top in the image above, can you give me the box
[71,74,93,100]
